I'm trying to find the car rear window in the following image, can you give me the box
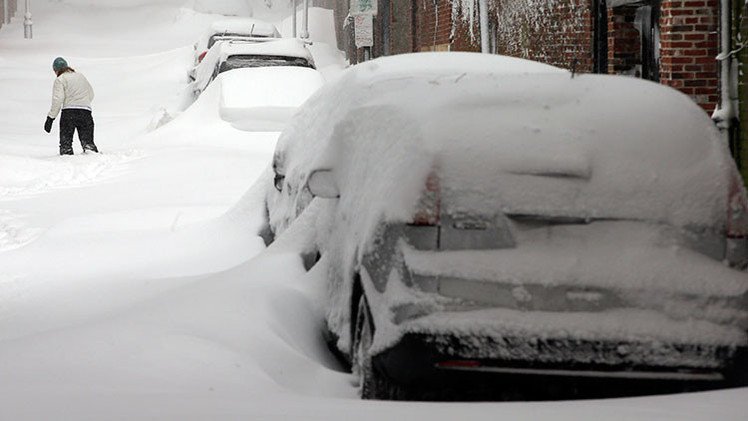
[208,33,271,49]
[219,55,314,73]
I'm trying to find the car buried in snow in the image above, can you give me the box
[190,38,316,99]
[263,52,748,400]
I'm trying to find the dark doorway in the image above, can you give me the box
[593,0,608,73]
[637,1,661,81]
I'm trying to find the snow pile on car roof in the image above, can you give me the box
[219,67,325,130]
[208,18,280,37]
[280,53,732,235]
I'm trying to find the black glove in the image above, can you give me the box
[44,117,54,133]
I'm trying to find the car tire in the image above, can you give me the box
[352,294,406,400]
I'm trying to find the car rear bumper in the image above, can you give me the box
[371,332,748,399]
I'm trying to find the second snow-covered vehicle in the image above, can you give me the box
[264,53,748,400]
[191,38,316,98]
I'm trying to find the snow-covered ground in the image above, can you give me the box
[0,0,745,419]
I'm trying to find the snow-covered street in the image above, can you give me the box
[0,0,746,419]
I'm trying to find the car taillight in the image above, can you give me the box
[411,171,440,226]
[198,51,208,63]
[436,360,481,369]
[727,169,748,239]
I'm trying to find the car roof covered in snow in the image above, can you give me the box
[278,52,732,230]
[207,18,280,39]
[217,38,314,61]
[195,18,281,52]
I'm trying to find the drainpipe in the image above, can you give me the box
[23,0,32,39]
[3,0,8,25]
[300,0,309,39]
[715,0,735,136]
[479,0,489,53]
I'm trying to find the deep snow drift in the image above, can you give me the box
[0,1,745,419]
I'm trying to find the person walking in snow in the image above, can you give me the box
[44,57,99,155]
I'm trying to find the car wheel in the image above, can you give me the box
[352,294,405,400]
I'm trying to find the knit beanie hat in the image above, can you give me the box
[52,57,68,72]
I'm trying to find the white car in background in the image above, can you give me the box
[191,38,316,98]
[264,52,748,400]
[193,18,281,64]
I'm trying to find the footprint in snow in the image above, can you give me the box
[0,150,145,200]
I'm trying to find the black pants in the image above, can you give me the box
[59,109,98,155]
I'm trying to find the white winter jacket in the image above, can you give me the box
[47,71,95,119]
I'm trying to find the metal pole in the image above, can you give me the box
[715,0,734,133]
[3,0,9,25]
[478,0,489,53]
[300,0,309,39]
[291,0,297,38]
[23,0,32,39]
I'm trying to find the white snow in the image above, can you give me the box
[0,0,746,419]
[219,66,325,131]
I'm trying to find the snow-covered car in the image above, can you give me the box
[264,52,748,400]
[193,18,281,64]
[191,38,316,98]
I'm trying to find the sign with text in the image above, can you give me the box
[354,13,373,48]
[350,0,377,15]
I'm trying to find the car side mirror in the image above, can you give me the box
[307,169,339,199]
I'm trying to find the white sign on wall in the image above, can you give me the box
[350,0,377,16]
[354,13,373,48]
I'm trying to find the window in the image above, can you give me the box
[219,55,314,74]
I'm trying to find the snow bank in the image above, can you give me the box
[219,66,325,131]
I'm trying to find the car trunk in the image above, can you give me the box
[399,220,747,342]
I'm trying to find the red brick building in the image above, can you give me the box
[334,0,723,113]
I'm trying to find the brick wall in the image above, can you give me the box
[329,0,723,113]
[659,0,720,112]
[390,0,415,54]
[491,0,595,72]
[416,0,456,51]
[409,0,478,52]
